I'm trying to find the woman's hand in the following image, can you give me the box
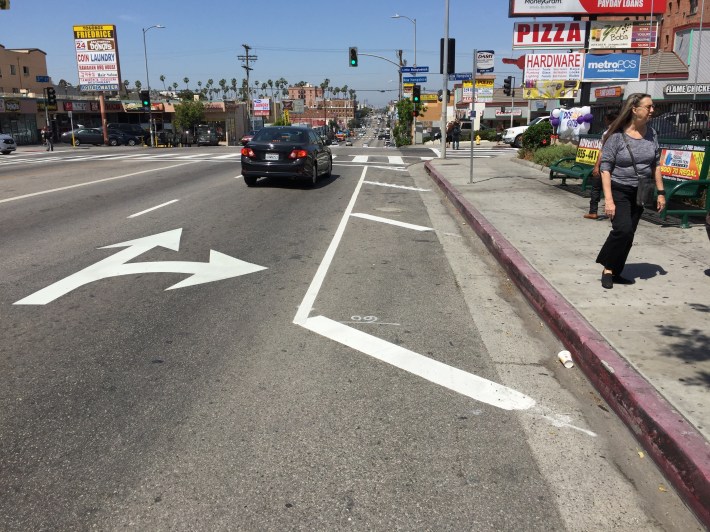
[605,200,616,220]
[657,196,666,212]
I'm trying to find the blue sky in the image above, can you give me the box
[0,0,534,107]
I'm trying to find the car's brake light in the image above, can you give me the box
[241,147,255,157]
[288,149,308,159]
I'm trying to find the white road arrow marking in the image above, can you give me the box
[14,228,266,305]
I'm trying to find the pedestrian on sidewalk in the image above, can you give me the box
[595,93,666,289]
[452,120,461,150]
[445,121,454,148]
[585,110,618,220]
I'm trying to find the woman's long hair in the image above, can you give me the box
[602,93,650,143]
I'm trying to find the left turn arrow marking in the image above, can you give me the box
[14,228,266,305]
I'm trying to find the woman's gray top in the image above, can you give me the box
[599,128,660,187]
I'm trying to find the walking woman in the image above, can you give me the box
[596,93,666,289]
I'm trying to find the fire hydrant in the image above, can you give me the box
[475,134,481,145]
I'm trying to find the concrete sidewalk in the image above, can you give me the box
[420,147,710,527]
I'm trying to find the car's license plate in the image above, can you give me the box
[265,153,279,161]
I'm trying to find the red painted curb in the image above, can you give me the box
[425,161,710,528]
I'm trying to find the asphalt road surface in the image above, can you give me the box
[0,144,701,530]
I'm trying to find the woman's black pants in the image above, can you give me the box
[596,182,643,274]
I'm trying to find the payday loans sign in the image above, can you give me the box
[508,0,666,17]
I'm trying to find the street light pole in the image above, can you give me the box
[143,24,164,148]
[391,13,417,67]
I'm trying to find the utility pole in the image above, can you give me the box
[440,0,450,159]
[238,44,257,129]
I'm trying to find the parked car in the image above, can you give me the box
[240,130,258,145]
[106,123,149,143]
[331,139,339,145]
[240,126,333,187]
[0,133,17,154]
[649,110,710,140]
[60,128,125,146]
[60,128,104,145]
[502,116,550,148]
[345,139,352,146]
[106,128,141,146]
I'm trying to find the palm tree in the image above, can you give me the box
[320,79,329,104]
[217,79,226,100]
[172,82,178,92]
[135,80,142,92]
[123,79,130,96]
[160,74,166,91]
[183,77,189,90]
[231,78,238,99]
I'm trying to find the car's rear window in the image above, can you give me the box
[253,129,307,143]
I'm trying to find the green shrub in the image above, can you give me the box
[522,120,553,151]
[475,129,499,141]
[531,143,577,167]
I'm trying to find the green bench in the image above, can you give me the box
[659,177,710,228]
[549,134,601,188]
[549,157,595,187]
[656,138,710,228]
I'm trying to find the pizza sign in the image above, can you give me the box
[513,21,586,49]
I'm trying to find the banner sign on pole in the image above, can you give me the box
[508,0,667,17]
[476,50,495,73]
[588,20,657,49]
[513,21,586,49]
[73,24,121,92]
[524,52,584,81]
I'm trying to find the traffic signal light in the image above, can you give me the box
[503,76,513,97]
[349,47,358,67]
[140,90,150,110]
[412,85,420,103]
[439,38,455,75]
[46,87,56,106]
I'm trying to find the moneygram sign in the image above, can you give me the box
[508,0,666,17]
[73,25,120,91]
[583,53,640,81]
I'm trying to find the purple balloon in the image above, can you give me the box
[550,118,560,127]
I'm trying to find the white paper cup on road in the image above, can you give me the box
[558,350,574,369]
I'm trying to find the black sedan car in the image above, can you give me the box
[107,128,141,146]
[60,128,122,146]
[240,126,332,187]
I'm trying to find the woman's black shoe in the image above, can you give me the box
[612,275,635,285]
[601,272,613,289]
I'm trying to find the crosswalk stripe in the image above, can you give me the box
[387,156,404,165]
[352,155,368,163]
